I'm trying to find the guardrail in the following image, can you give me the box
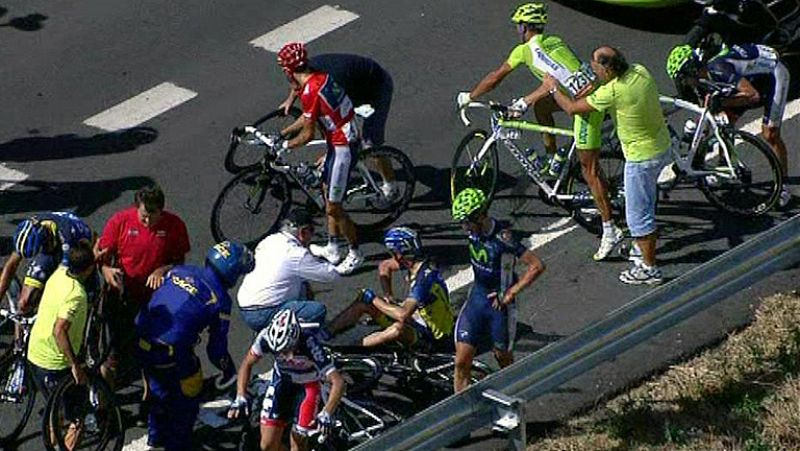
[354,214,800,451]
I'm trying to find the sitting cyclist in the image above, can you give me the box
[327,226,455,350]
[228,309,345,451]
[135,241,254,451]
[272,41,363,275]
[666,42,792,207]
[0,211,93,314]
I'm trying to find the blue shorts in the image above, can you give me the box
[624,150,669,238]
[454,285,517,353]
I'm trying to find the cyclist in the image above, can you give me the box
[666,43,792,207]
[135,241,254,451]
[228,309,345,451]
[544,46,670,285]
[327,226,455,349]
[278,51,400,203]
[273,42,363,275]
[0,211,93,314]
[456,2,623,261]
[451,188,545,393]
[237,208,336,332]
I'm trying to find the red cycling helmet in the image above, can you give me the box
[277,42,308,77]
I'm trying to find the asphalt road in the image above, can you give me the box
[2,1,800,449]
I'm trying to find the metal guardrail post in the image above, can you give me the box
[482,389,526,451]
[353,215,800,451]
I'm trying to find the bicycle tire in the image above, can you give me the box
[224,107,301,173]
[83,291,111,371]
[0,354,36,447]
[44,373,124,451]
[563,149,626,235]
[412,353,493,391]
[698,129,782,216]
[210,167,291,248]
[336,356,383,396]
[450,130,499,202]
[344,146,416,231]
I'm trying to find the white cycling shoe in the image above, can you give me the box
[593,226,624,262]
[309,243,345,265]
[779,186,792,208]
[335,249,364,275]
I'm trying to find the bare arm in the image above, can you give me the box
[0,253,22,300]
[235,351,260,399]
[377,258,400,300]
[281,116,306,140]
[372,297,417,323]
[284,118,315,149]
[502,250,545,305]
[470,62,514,100]
[721,77,760,109]
[321,370,345,415]
[54,318,87,384]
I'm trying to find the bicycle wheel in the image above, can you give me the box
[336,356,383,396]
[333,396,403,446]
[83,294,111,371]
[450,130,499,202]
[44,373,124,451]
[698,130,782,216]
[0,354,36,446]
[563,149,626,235]
[224,107,301,173]
[412,353,493,390]
[211,168,291,248]
[0,277,21,358]
[343,146,416,231]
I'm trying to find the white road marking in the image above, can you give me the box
[0,163,28,191]
[444,217,578,294]
[83,82,198,132]
[249,5,359,52]
[122,435,149,451]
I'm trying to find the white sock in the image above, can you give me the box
[602,221,615,236]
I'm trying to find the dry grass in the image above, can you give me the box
[528,293,800,451]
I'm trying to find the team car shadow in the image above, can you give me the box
[0,6,47,32]
[553,0,701,35]
[0,127,158,162]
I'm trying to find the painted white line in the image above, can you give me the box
[742,98,800,134]
[250,5,359,52]
[83,82,198,132]
[122,435,149,451]
[0,163,29,191]
[444,217,578,294]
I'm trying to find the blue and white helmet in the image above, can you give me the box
[383,226,422,256]
[206,241,255,286]
[265,309,301,353]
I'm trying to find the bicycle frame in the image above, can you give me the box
[460,102,581,202]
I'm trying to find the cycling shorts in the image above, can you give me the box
[322,142,358,203]
[574,109,604,150]
[23,252,59,290]
[261,370,321,434]
[454,285,517,353]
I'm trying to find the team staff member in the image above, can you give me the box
[274,42,363,275]
[136,241,254,451]
[0,211,93,314]
[94,185,190,379]
[544,46,670,285]
[456,2,624,261]
[451,188,545,393]
[26,241,95,450]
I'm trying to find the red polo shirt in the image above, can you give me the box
[98,206,190,304]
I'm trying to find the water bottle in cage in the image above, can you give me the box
[295,163,321,189]
[548,147,569,177]
[525,146,547,173]
[682,119,697,144]
[6,360,24,398]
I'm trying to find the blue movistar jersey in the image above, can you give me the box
[135,265,233,370]
[708,44,781,85]
[467,219,527,291]
[35,211,93,265]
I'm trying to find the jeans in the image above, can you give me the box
[624,150,669,238]
[239,300,327,333]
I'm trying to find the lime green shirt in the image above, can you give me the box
[506,34,593,97]
[27,267,88,371]
[586,64,670,162]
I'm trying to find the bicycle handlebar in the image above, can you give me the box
[0,308,36,325]
[458,101,508,127]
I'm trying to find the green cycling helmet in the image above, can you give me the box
[666,45,698,80]
[511,2,547,25]
[452,188,488,222]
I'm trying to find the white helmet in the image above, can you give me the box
[266,309,300,353]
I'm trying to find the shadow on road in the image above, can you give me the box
[0,127,158,162]
[553,0,701,35]
[0,6,47,31]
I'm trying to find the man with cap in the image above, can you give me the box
[237,208,340,332]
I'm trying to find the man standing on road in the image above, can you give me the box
[451,188,545,393]
[456,2,624,261]
[544,46,671,285]
[236,208,338,333]
[274,42,363,275]
[94,184,191,382]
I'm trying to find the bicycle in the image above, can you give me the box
[211,106,416,248]
[224,107,301,174]
[658,80,783,216]
[452,101,625,235]
[0,277,38,447]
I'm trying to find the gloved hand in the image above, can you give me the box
[456,92,472,110]
[264,132,283,148]
[509,97,529,115]
[314,410,333,437]
[360,288,376,305]
[227,395,250,420]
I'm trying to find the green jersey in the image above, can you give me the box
[506,34,593,97]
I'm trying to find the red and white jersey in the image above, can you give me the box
[299,72,357,146]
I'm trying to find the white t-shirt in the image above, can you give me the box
[237,232,339,309]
